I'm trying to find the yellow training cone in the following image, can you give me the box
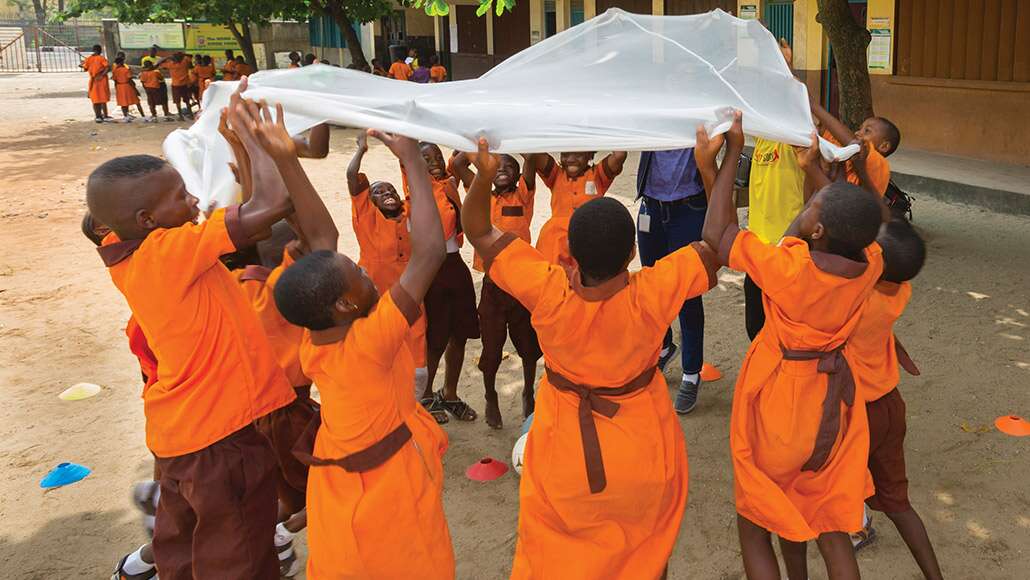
[58,383,102,401]
[700,363,722,382]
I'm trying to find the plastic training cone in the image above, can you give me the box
[58,383,102,401]
[466,457,509,482]
[994,415,1030,437]
[40,462,91,489]
[700,363,723,382]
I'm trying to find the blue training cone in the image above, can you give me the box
[40,462,91,489]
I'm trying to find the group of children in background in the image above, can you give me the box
[85,42,944,579]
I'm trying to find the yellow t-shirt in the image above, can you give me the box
[747,138,806,244]
[140,55,158,68]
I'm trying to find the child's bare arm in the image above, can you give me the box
[795,134,832,192]
[346,133,368,196]
[520,152,539,191]
[603,151,629,177]
[219,108,253,202]
[374,131,446,302]
[810,101,854,146]
[532,153,556,178]
[693,134,725,200]
[449,151,476,190]
[701,111,745,251]
[464,139,505,251]
[294,123,330,159]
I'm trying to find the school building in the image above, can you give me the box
[339,0,1027,166]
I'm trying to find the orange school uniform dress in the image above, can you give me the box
[298,286,453,579]
[82,54,110,104]
[112,65,140,107]
[479,234,719,579]
[351,172,427,367]
[718,225,884,541]
[472,177,535,272]
[536,162,617,264]
[824,131,891,196]
[388,61,412,80]
[430,65,447,82]
[235,62,254,77]
[194,64,215,100]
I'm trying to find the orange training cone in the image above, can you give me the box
[466,457,510,482]
[700,362,722,382]
[994,415,1030,437]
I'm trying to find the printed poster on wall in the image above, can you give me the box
[867,18,891,71]
[739,5,758,20]
[118,23,185,50]
[185,23,243,52]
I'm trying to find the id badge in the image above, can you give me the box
[638,212,651,233]
[585,180,598,196]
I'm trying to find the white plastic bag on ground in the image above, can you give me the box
[164,9,857,209]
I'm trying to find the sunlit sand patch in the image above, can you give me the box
[967,292,990,300]
[1017,516,1030,529]
[935,491,955,506]
[935,510,955,523]
[996,317,1028,328]
[966,520,991,540]
[1015,362,1030,370]
[999,333,1025,340]
[1016,308,1028,317]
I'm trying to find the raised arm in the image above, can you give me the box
[463,139,505,251]
[449,151,475,190]
[692,135,725,200]
[346,132,368,196]
[602,151,629,177]
[371,130,446,302]
[219,107,253,202]
[810,101,854,147]
[795,133,832,192]
[701,111,745,251]
[520,152,539,191]
[294,123,330,159]
[227,98,295,246]
[247,102,338,252]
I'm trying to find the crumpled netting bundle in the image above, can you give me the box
[164,8,856,209]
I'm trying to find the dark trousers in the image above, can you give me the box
[637,195,706,374]
[153,425,280,580]
[744,274,766,341]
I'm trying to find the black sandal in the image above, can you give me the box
[420,395,449,425]
[437,392,478,422]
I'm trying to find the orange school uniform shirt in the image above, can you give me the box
[824,131,891,196]
[472,177,534,272]
[82,54,110,104]
[139,69,163,89]
[160,59,190,87]
[230,252,310,388]
[98,207,295,457]
[112,65,140,107]
[482,235,719,579]
[352,173,428,368]
[719,225,883,541]
[850,281,912,403]
[298,287,453,579]
[400,170,461,243]
[222,59,238,81]
[536,161,617,263]
[235,62,253,77]
[388,61,412,80]
[429,65,447,82]
[126,316,158,390]
[194,64,215,99]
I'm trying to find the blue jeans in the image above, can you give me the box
[637,195,707,375]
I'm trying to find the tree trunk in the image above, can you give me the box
[331,8,369,69]
[817,0,874,130]
[32,0,46,25]
[226,19,259,72]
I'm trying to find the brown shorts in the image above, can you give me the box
[153,425,279,580]
[253,386,319,515]
[478,277,541,375]
[145,86,166,108]
[424,251,480,353]
[865,388,911,513]
[171,84,191,102]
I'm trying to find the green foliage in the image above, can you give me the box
[61,0,307,25]
[407,0,515,18]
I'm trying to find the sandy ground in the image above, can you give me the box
[0,73,1027,580]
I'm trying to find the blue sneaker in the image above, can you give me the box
[658,343,678,372]
[674,376,701,415]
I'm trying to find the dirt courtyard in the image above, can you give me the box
[0,73,1027,579]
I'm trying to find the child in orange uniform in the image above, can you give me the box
[450,151,541,429]
[81,44,111,123]
[429,54,447,82]
[463,136,722,577]
[531,150,628,264]
[270,120,454,578]
[700,113,885,580]
[194,55,216,103]
[388,54,412,80]
[812,101,900,198]
[157,52,193,120]
[138,62,172,122]
[112,56,145,121]
[87,91,297,579]
[850,218,942,579]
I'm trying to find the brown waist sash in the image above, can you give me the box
[780,346,856,472]
[545,365,657,494]
[293,418,412,473]
[894,335,920,376]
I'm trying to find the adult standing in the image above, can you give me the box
[637,148,709,414]
[140,45,160,68]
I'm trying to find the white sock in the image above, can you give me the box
[659,346,671,358]
[274,522,295,547]
[123,545,155,574]
[682,373,699,385]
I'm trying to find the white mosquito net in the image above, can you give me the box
[164,8,857,209]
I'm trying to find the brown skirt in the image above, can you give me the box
[424,251,480,352]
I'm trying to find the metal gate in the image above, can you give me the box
[764,1,794,47]
[0,20,103,73]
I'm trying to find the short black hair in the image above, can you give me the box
[80,212,105,246]
[878,218,925,283]
[568,197,635,281]
[92,44,101,53]
[273,250,345,331]
[877,117,901,156]
[819,182,882,260]
[88,155,166,184]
